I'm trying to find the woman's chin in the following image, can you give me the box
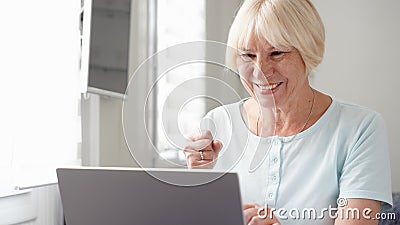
[254,95,276,109]
[259,101,276,109]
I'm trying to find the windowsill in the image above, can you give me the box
[0,189,31,199]
[14,159,82,190]
[0,159,82,195]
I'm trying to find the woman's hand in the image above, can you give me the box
[183,130,222,169]
[243,204,280,225]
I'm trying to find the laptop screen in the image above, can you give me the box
[57,167,245,225]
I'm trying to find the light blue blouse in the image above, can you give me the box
[203,98,393,225]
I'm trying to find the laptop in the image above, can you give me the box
[57,167,245,225]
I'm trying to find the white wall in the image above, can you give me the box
[312,0,400,191]
[205,0,249,110]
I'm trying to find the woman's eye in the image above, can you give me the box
[270,51,284,57]
[240,53,256,61]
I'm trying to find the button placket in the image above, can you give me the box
[265,138,282,206]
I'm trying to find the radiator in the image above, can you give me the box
[17,185,63,225]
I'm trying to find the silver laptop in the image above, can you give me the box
[57,167,245,225]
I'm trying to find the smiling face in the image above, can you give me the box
[237,37,309,109]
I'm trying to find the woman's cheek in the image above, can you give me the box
[240,78,254,97]
[237,63,253,81]
[237,63,255,95]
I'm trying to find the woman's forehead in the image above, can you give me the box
[236,19,293,52]
[238,37,280,52]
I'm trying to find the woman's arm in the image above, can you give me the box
[334,198,381,225]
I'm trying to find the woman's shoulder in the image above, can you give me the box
[330,98,385,128]
[334,99,381,118]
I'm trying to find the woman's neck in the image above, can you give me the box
[244,88,330,137]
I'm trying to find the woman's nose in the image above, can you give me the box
[253,58,273,80]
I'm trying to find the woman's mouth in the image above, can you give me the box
[255,82,282,93]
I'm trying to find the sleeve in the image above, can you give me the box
[338,113,393,211]
[200,105,236,170]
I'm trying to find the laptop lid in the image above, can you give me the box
[57,167,245,225]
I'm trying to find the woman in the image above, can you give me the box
[184,0,392,224]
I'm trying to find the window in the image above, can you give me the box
[0,0,81,195]
[153,0,206,166]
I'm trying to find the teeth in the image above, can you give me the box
[259,83,279,90]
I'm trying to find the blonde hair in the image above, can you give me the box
[226,0,325,75]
